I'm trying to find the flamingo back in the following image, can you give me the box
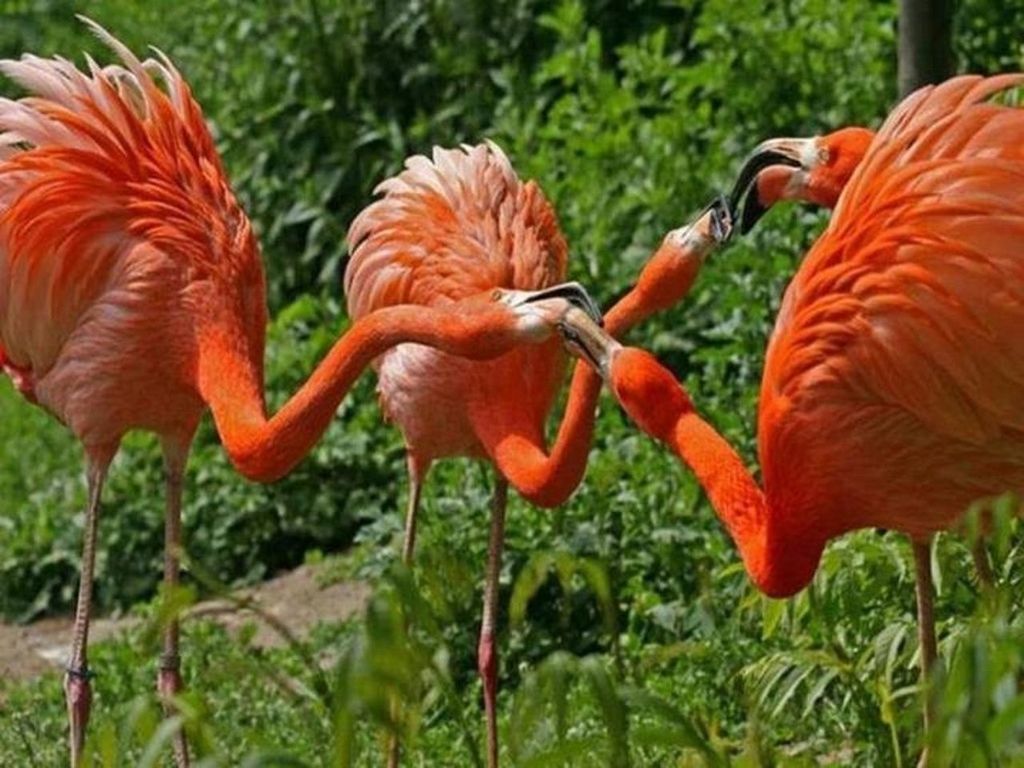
[760,74,1024,538]
[345,142,568,318]
[0,22,266,443]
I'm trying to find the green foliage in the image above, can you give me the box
[2,0,1024,765]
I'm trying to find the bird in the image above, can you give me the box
[729,126,873,231]
[345,143,731,768]
[0,22,601,768]
[557,73,1024,758]
[729,75,1024,235]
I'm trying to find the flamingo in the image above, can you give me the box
[731,76,1024,587]
[729,125,873,230]
[0,23,602,767]
[345,144,731,767]
[730,76,1024,234]
[557,73,1024,756]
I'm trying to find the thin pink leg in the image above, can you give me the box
[401,456,427,566]
[159,438,191,768]
[478,477,508,768]
[388,456,427,768]
[912,536,937,766]
[65,452,112,768]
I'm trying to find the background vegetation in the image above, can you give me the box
[0,0,1023,765]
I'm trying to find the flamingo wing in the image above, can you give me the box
[0,20,265,379]
[344,141,568,319]
[764,73,1024,462]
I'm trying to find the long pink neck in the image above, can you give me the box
[482,239,704,507]
[670,412,774,591]
[201,305,528,483]
[612,350,823,597]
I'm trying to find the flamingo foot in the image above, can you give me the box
[64,666,92,768]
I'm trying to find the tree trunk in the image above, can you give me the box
[898,0,955,97]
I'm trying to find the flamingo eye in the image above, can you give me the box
[491,288,503,301]
[817,146,831,165]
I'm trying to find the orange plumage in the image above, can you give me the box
[346,142,569,479]
[545,74,1024,758]
[344,142,729,767]
[599,74,1024,596]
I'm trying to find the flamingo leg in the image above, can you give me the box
[401,457,426,565]
[911,536,937,760]
[65,454,111,768]
[478,476,508,768]
[158,440,191,768]
[387,458,426,768]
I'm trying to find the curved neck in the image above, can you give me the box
[479,239,705,506]
[670,412,771,587]
[605,238,705,337]
[670,411,823,597]
[200,305,523,483]
[479,362,603,508]
[610,349,822,597]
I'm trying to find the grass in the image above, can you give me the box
[2,497,1023,766]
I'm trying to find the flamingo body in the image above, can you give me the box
[346,142,568,473]
[346,142,580,768]
[761,73,1024,556]
[0,41,265,453]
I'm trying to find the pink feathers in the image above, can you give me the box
[345,142,567,319]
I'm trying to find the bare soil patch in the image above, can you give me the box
[0,563,368,686]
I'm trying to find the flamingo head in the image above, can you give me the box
[494,281,604,342]
[665,194,734,254]
[729,127,874,232]
[555,307,693,440]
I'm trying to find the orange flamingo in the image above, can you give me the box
[730,126,873,230]
[0,24,601,767]
[558,73,1024,752]
[730,76,1024,233]
[345,144,730,767]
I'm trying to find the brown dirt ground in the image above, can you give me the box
[0,563,369,686]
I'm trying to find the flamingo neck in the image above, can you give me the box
[611,349,822,597]
[201,304,530,483]
[478,360,603,508]
[478,238,704,507]
[604,238,705,337]
[673,413,825,597]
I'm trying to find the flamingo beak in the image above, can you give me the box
[728,138,809,233]
[557,306,621,380]
[517,281,604,327]
[694,194,735,245]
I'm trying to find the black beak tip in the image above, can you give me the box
[711,193,736,242]
[728,144,804,227]
[739,188,769,234]
[532,281,603,327]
